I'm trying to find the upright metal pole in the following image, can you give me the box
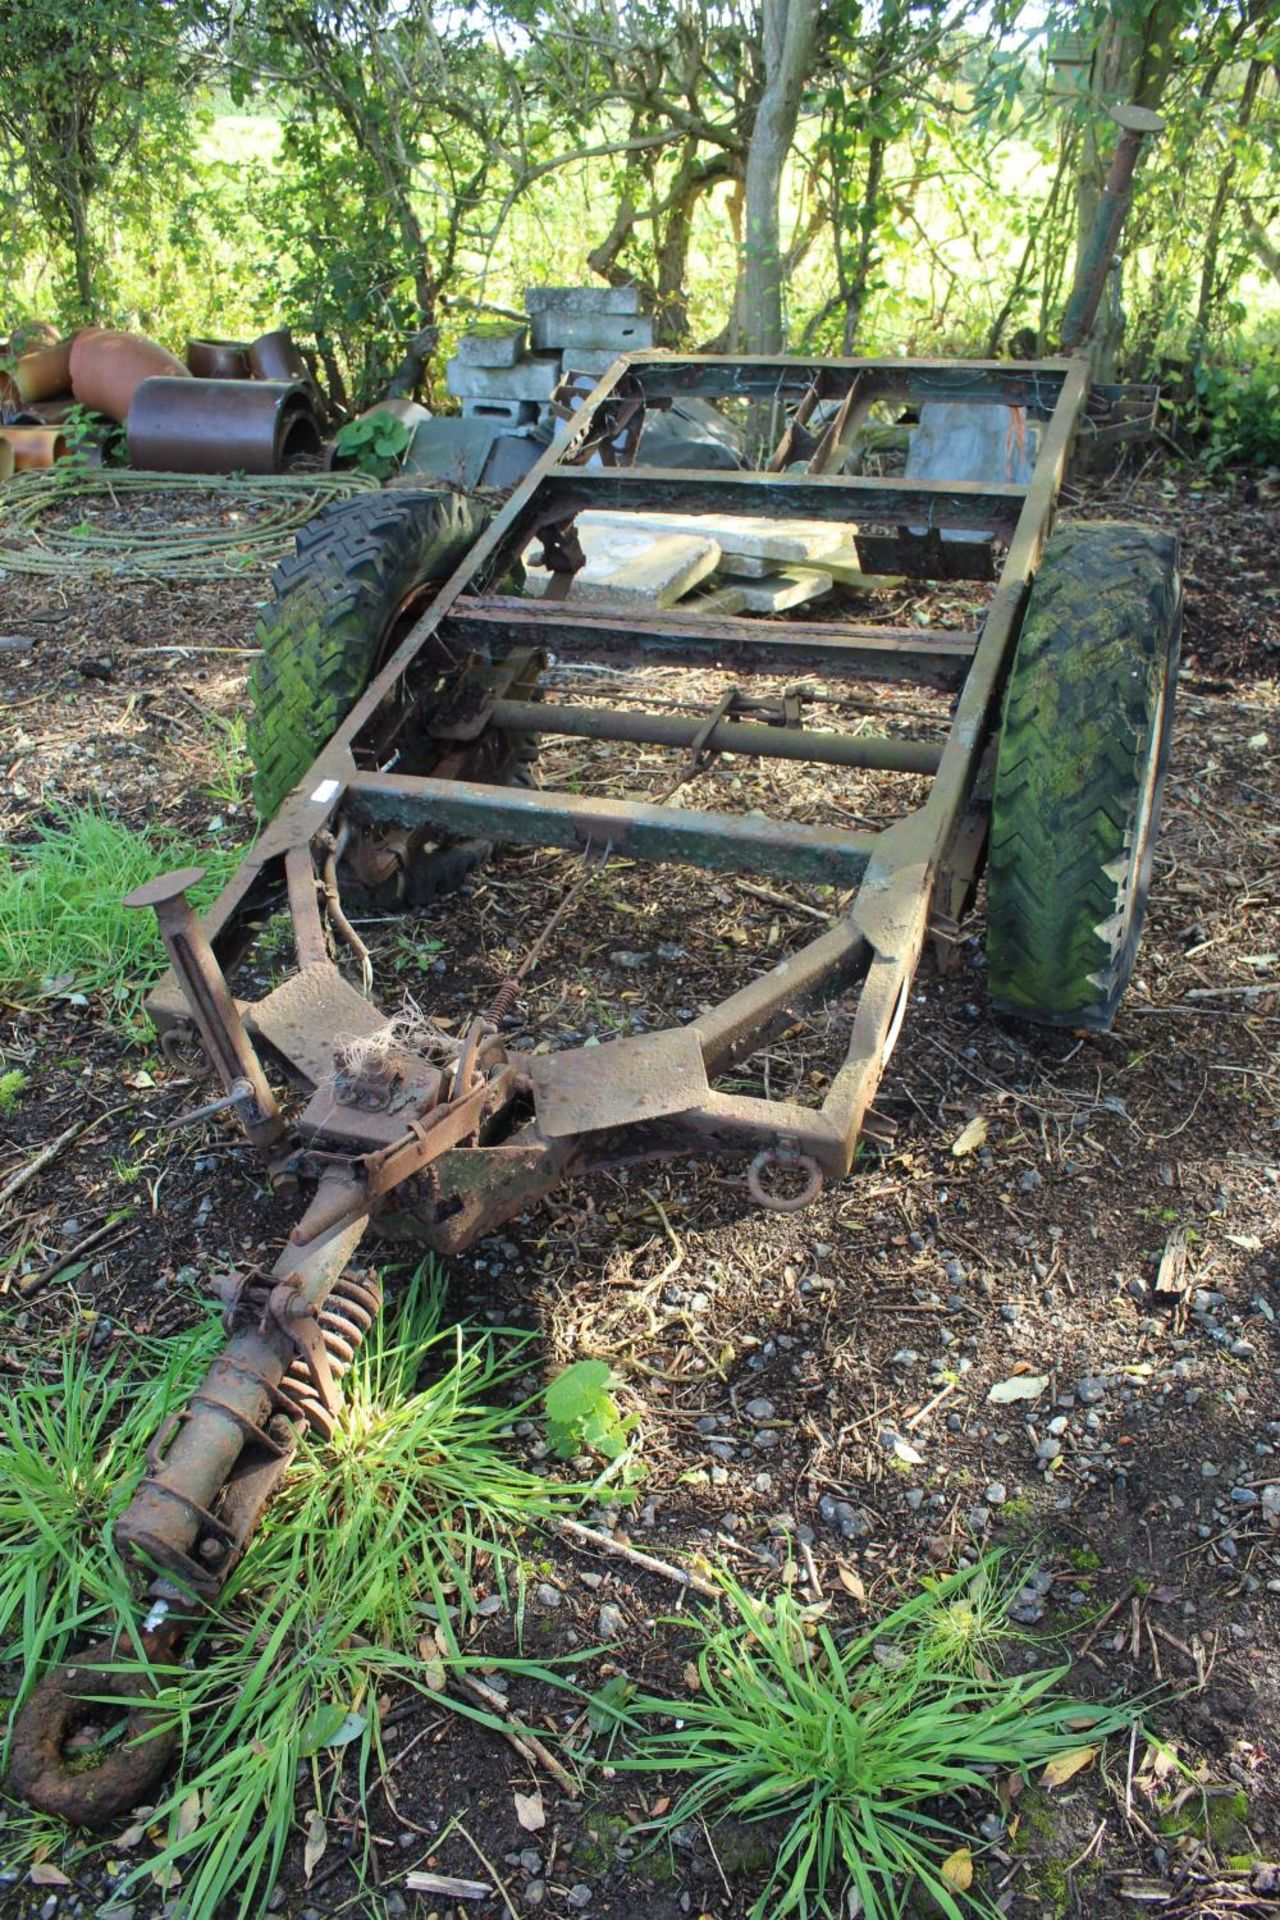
[1060,103,1165,352]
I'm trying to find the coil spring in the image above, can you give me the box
[280,1272,384,1436]
[485,978,520,1026]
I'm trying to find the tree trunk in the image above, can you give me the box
[739,0,820,356]
[1193,58,1263,341]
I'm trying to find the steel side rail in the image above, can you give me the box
[346,771,879,888]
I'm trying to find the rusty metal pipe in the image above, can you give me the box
[1061,104,1165,352]
[123,867,283,1151]
[489,697,943,774]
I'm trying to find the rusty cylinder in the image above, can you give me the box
[68,329,190,422]
[186,337,252,379]
[0,426,68,470]
[126,377,324,474]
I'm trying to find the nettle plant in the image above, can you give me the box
[544,1359,638,1463]
[332,412,411,480]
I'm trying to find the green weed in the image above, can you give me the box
[0,1066,26,1112]
[614,1557,1138,1920]
[0,807,242,1024]
[200,712,251,810]
[545,1358,638,1463]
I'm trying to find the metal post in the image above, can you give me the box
[1060,104,1165,352]
[124,866,284,1151]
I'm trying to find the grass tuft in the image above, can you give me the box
[0,1264,588,1919]
[0,806,243,1023]
[0,1322,222,1720]
[617,1557,1139,1920]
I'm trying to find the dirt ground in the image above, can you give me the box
[0,455,1278,1919]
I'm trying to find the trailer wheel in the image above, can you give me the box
[985,521,1181,1031]
[248,487,492,819]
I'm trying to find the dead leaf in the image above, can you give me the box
[115,1810,156,1851]
[837,1565,866,1604]
[649,1794,671,1818]
[1042,1745,1098,1788]
[303,1810,327,1883]
[951,1115,988,1157]
[406,1871,493,1899]
[682,1661,701,1691]
[514,1789,546,1832]
[940,1846,974,1892]
[987,1373,1049,1404]
[175,1790,202,1842]
[29,1866,71,1887]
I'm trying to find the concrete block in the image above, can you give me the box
[524,524,720,610]
[446,353,562,401]
[736,567,834,613]
[561,348,625,377]
[530,310,655,353]
[578,509,853,566]
[460,396,539,425]
[455,322,528,367]
[525,284,648,317]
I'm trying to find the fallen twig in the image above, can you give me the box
[21,1220,139,1298]
[0,1103,128,1211]
[552,1516,720,1599]
[451,1673,579,1799]
[405,1871,492,1900]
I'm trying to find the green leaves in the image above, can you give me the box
[544,1359,638,1462]
[333,412,412,478]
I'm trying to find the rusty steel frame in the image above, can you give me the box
[12,352,1098,1825]
[143,351,1089,1204]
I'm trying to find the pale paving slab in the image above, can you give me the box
[735,567,835,613]
[577,509,855,566]
[524,524,721,609]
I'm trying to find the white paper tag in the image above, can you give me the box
[309,778,340,804]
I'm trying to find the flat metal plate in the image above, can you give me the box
[529,1026,709,1139]
[250,963,385,1088]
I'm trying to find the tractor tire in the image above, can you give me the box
[248,487,491,819]
[985,521,1181,1031]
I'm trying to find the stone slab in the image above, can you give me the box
[530,310,655,353]
[578,508,854,565]
[402,417,503,490]
[524,525,721,609]
[455,322,528,367]
[681,583,748,616]
[525,284,648,316]
[446,353,562,401]
[736,567,834,614]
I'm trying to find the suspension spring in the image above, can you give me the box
[280,1272,384,1438]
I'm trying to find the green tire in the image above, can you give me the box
[985,521,1182,1031]
[248,487,491,819]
